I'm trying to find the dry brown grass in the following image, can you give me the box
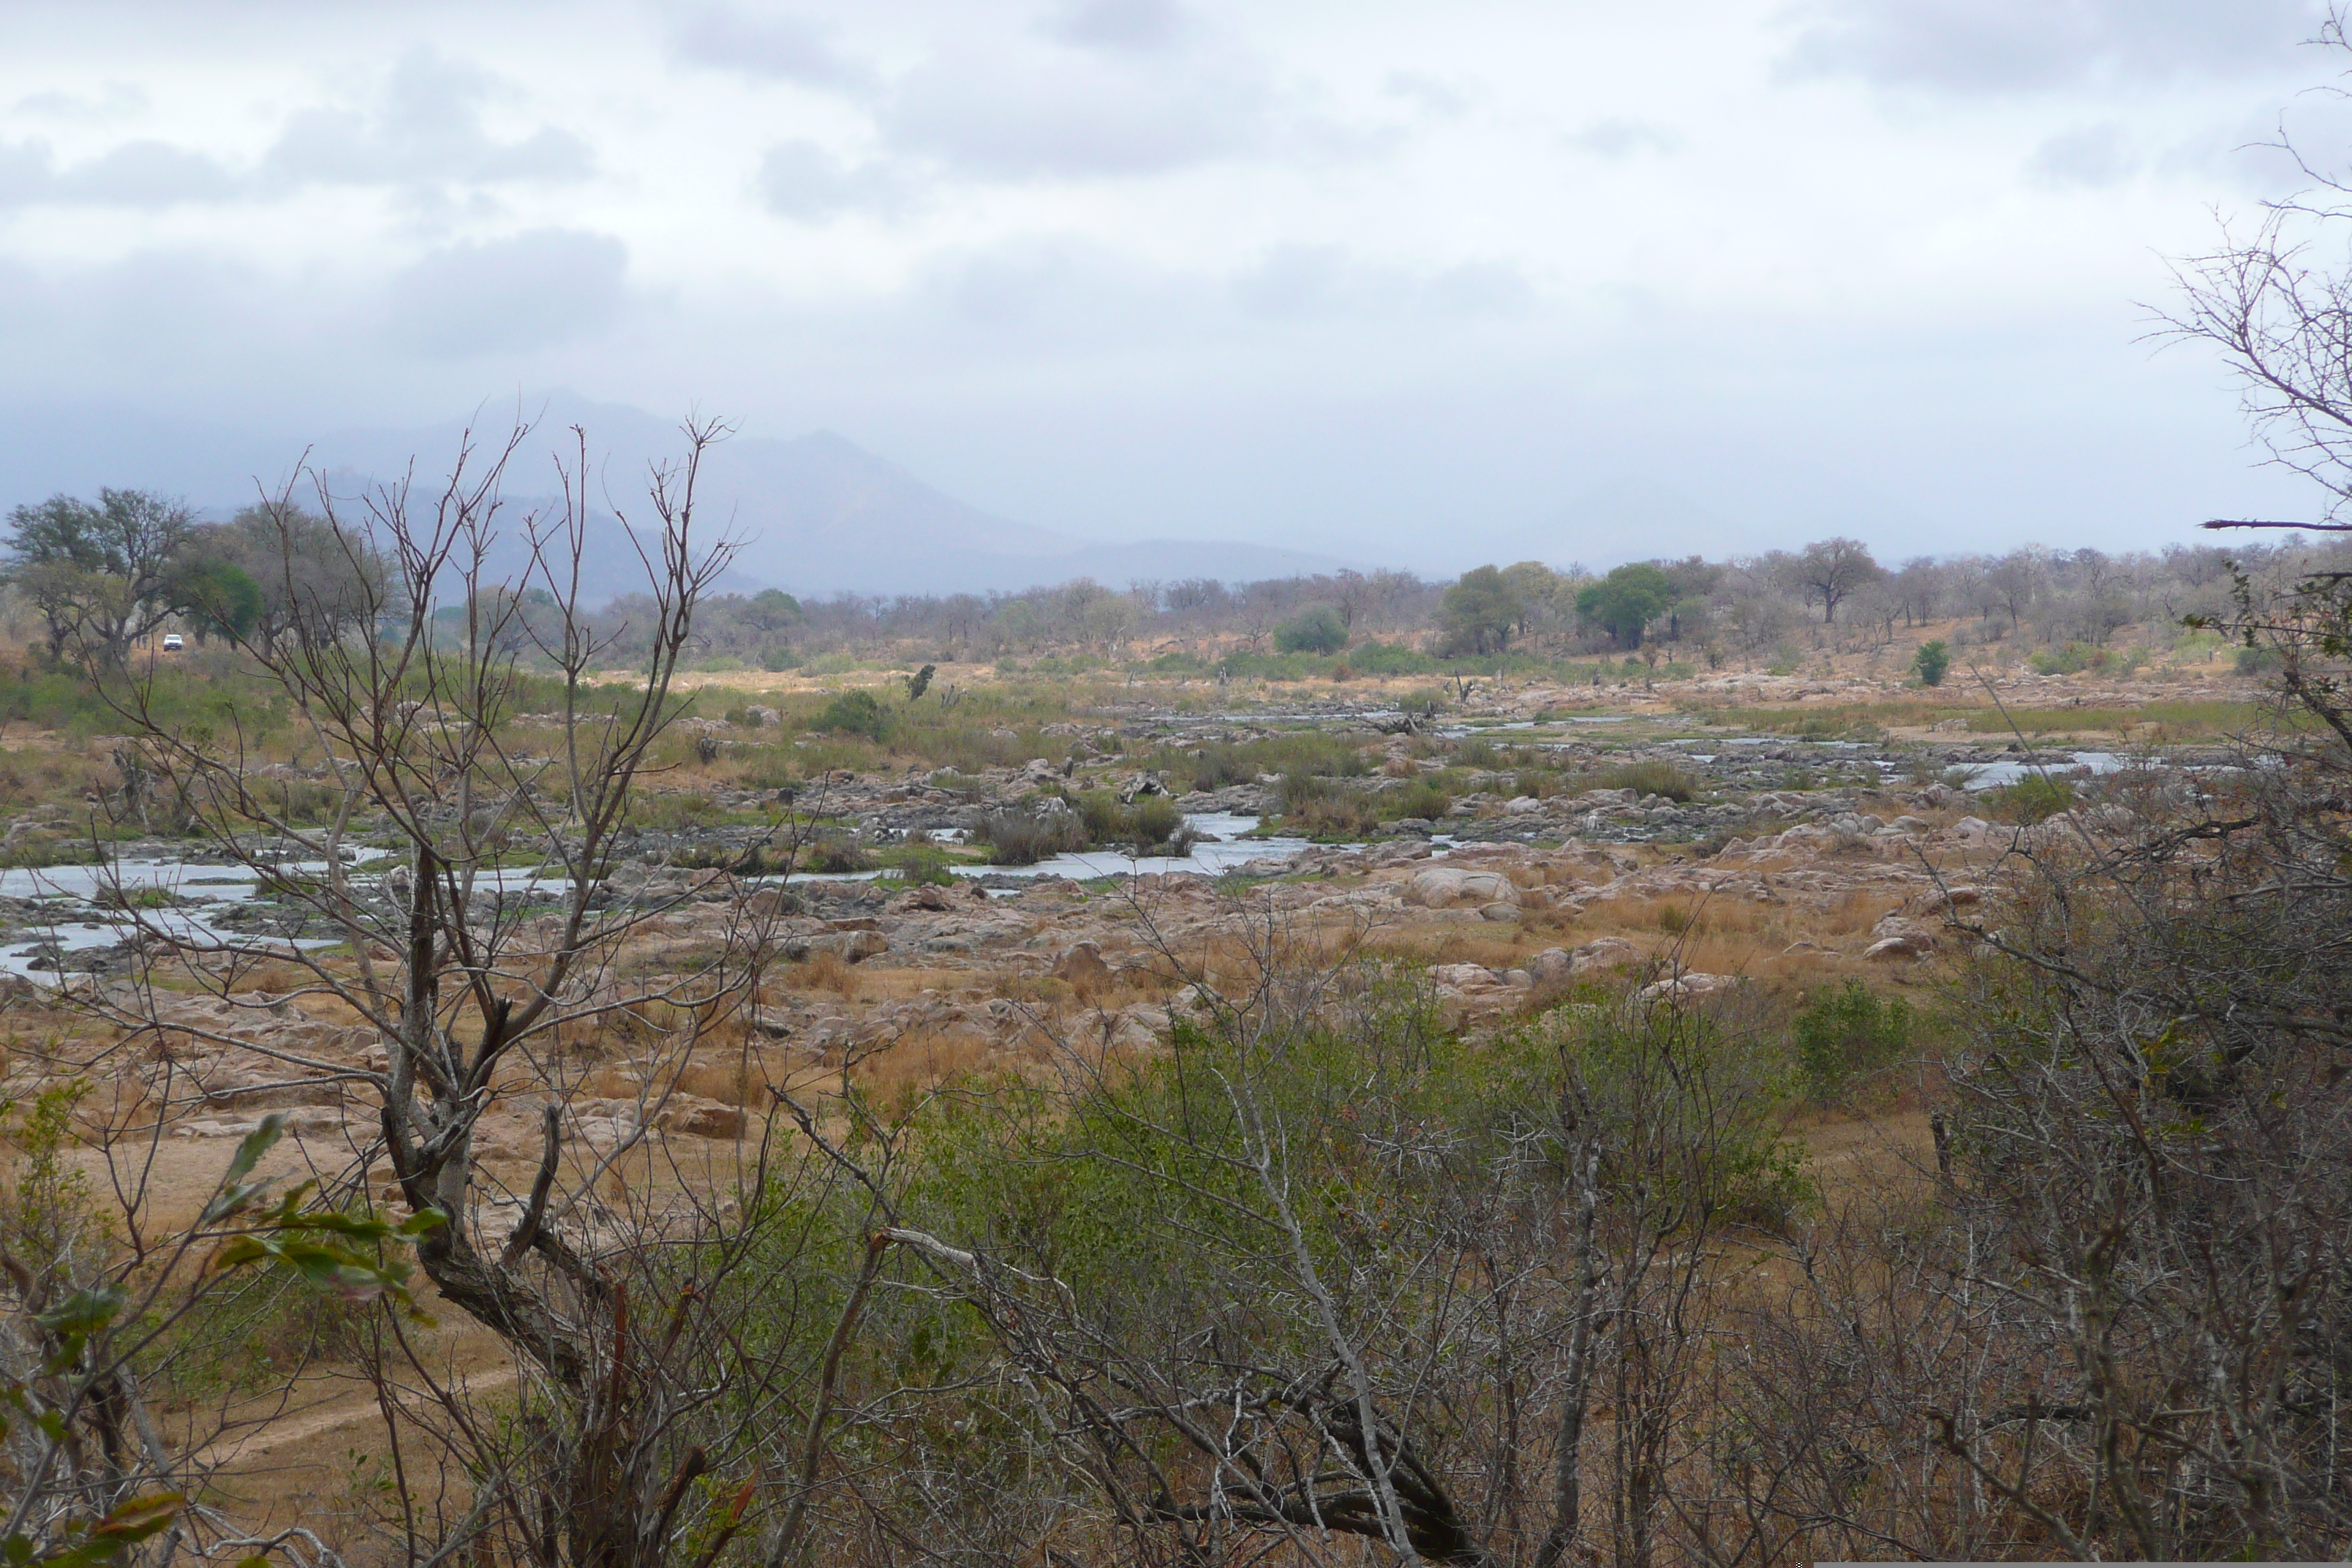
[1338,878,1923,994]
[858,1026,1013,1108]
[675,1054,763,1105]
[787,949,860,999]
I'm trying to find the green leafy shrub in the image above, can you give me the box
[1274,605,1349,655]
[2028,642,2099,676]
[2235,643,2285,676]
[813,689,890,739]
[804,832,872,874]
[1389,779,1453,821]
[1278,772,1381,838]
[1579,758,1698,802]
[627,791,728,832]
[1913,639,1950,687]
[974,807,1085,864]
[1792,979,1912,1101]
[1986,774,2075,824]
[1349,642,1443,675]
[875,843,957,889]
[1129,794,1184,851]
[1072,790,1126,843]
[1168,732,1368,791]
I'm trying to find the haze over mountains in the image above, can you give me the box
[0,395,1372,599]
[0,393,1784,598]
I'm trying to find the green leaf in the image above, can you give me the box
[200,1114,287,1224]
[7,1492,184,1568]
[37,1284,127,1371]
[36,1285,125,1339]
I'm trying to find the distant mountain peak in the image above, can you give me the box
[0,393,1365,597]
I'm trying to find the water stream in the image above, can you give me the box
[0,812,1323,979]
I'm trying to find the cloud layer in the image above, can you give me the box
[0,0,2337,568]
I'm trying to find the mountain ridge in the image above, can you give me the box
[0,395,1360,597]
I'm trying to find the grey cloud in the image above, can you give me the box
[1422,260,1537,318]
[1563,117,1684,157]
[1778,0,2324,94]
[949,244,1085,326]
[2153,102,2340,196]
[922,237,1191,333]
[665,4,878,93]
[0,143,42,205]
[1041,0,1188,53]
[68,140,241,203]
[755,140,916,221]
[0,137,242,208]
[896,235,1214,350]
[1230,244,1351,318]
[1382,71,1477,118]
[1232,244,1534,320]
[0,48,587,211]
[881,42,1273,178]
[261,46,592,193]
[0,246,339,406]
[382,228,627,358]
[2027,123,2137,188]
[12,82,149,121]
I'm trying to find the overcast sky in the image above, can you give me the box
[0,0,2344,572]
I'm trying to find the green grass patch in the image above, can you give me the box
[1793,980,1914,1102]
[1961,700,2259,739]
[1983,774,2076,824]
[1573,758,1701,802]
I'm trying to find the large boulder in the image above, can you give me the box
[659,1096,747,1139]
[1101,1003,1172,1053]
[1569,936,1641,977]
[1053,941,1115,990]
[1636,971,1737,1006]
[784,928,888,963]
[1528,947,1575,983]
[1869,913,1940,954]
[1404,867,1520,910]
[1865,913,1940,961]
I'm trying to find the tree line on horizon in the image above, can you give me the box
[4,480,2341,679]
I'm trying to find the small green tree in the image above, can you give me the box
[1275,604,1347,654]
[1792,979,1912,1101]
[1439,565,1523,655]
[1913,638,1950,686]
[167,560,264,644]
[747,587,802,632]
[1575,562,1674,648]
[1,490,194,666]
[815,688,890,739]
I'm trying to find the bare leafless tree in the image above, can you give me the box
[50,418,913,1567]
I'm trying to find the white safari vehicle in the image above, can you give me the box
[162,633,184,652]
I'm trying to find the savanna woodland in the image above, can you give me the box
[7,42,2352,1568]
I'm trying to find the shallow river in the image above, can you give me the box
[0,813,1319,979]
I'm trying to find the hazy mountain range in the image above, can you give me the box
[0,395,1358,599]
[0,393,1770,598]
